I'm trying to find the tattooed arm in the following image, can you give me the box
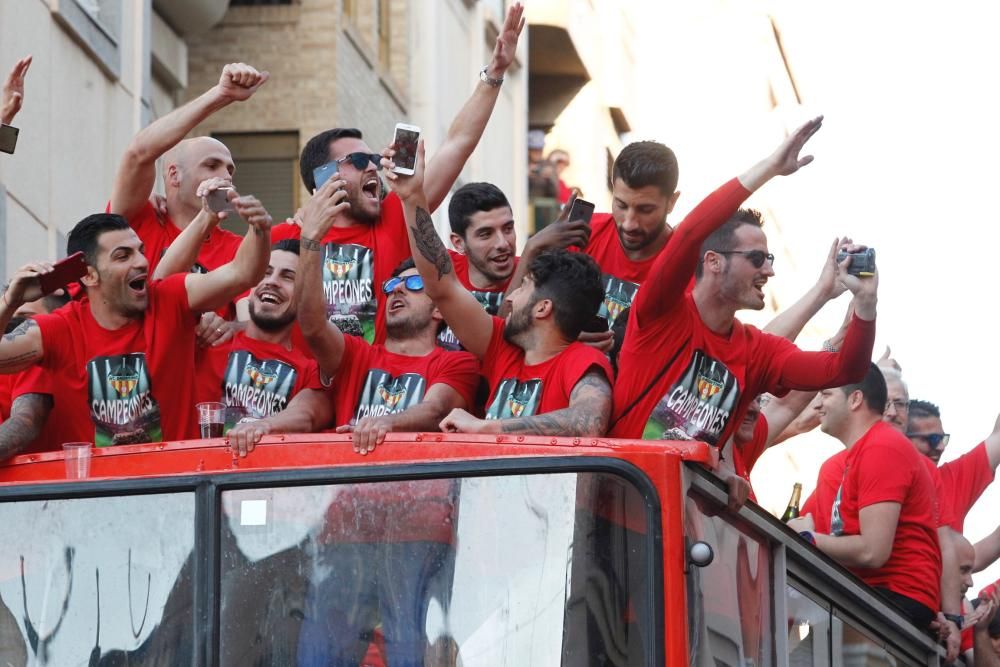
[0,393,52,461]
[441,370,612,437]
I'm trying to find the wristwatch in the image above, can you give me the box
[943,612,964,630]
[479,66,504,88]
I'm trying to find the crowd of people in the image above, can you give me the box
[2,2,1000,664]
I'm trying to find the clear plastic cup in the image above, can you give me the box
[63,442,92,479]
[197,402,226,439]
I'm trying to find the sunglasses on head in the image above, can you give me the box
[906,432,950,450]
[336,152,383,170]
[382,274,424,294]
[715,249,775,269]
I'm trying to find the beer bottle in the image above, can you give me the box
[781,482,802,522]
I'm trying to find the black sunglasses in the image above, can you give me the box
[715,249,775,269]
[336,152,383,170]
[382,274,424,294]
[906,432,950,450]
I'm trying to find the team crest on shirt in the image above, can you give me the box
[108,362,140,397]
[244,362,279,389]
[220,352,298,428]
[353,370,427,421]
[642,350,739,445]
[325,247,358,279]
[485,378,543,420]
[598,275,640,328]
[88,353,162,447]
[322,243,376,342]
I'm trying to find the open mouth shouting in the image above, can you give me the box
[361,176,380,202]
[127,273,148,296]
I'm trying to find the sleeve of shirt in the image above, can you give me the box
[299,359,324,392]
[854,442,912,508]
[155,272,197,328]
[33,311,72,371]
[559,344,614,399]
[939,441,996,524]
[10,366,54,401]
[429,351,481,409]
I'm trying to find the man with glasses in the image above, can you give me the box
[611,118,877,451]
[269,3,525,345]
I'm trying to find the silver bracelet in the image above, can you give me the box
[479,67,504,88]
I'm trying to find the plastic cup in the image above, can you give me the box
[63,442,92,479]
[197,402,226,439]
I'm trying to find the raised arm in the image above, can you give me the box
[184,195,272,313]
[422,3,524,210]
[0,393,51,461]
[764,238,846,339]
[1,55,31,126]
[635,116,824,325]
[296,178,350,377]
[153,178,232,280]
[389,142,494,357]
[109,63,268,221]
[0,263,54,374]
[440,369,612,437]
[342,383,469,455]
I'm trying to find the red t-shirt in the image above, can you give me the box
[831,421,941,612]
[611,178,876,445]
[0,374,13,421]
[8,366,80,454]
[480,317,613,419]
[803,448,847,534]
[331,334,479,428]
[733,414,770,503]
[195,331,323,431]
[437,249,516,351]
[33,274,200,446]
[270,192,411,345]
[582,213,663,328]
[939,441,996,533]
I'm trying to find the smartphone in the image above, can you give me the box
[567,198,595,225]
[0,124,18,154]
[206,187,236,215]
[312,160,339,191]
[38,252,88,295]
[392,123,420,176]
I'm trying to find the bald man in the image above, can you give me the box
[109,63,269,277]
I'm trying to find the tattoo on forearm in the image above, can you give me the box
[301,236,323,252]
[500,371,611,436]
[0,394,50,460]
[412,207,453,280]
[2,319,35,343]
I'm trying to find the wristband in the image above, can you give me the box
[301,236,323,252]
[943,612,964,630]
[479,67,504,88]
[798,531,816,546]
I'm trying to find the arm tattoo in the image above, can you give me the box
[0,393,51,461]
[2,319,35,343]
[301,236,323,252]
[500,370,612,436]
[411,207,453,280]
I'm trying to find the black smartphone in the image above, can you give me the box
[567,198,595,225]
[0,124,18,154]
[38,252,88,295]
[312,160,339,191]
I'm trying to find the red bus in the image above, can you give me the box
[0,434,943,665]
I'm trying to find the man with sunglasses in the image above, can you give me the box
[611,118,876,452]
[268,3,526,346]
[108,63,268,279]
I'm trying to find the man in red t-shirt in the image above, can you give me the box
[789,364,942,629]
[195,240,323,435]
[108,63,269,279]
[0,210,271,446]
[611,117,877,451]
[388,143,613,436]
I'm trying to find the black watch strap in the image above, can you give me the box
[943,612,964,629]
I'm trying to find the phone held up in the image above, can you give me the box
[0,124,18,155]
[566,198,595,225]
[38,252,88,295]
[206,187,237,215]
[312,160,340,192]
[392,123,420,176]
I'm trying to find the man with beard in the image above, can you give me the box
[268,3,525,345]
[386,142,612,436]
[195,240,322,433]
[0,206,271,446]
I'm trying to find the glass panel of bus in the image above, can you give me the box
[786,583,832,666]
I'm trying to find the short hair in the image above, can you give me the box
[299,128,364,192]
[41,290,71,312]
[272,239,300,256]
[67,213,131,267]
[908,399,941,421]
[4,316,26,335]
[839,363,888,414]
[528,250,604,340]
[694,208,766,280]
[391,257,416,278]
[611,141,679,196]
[448,183,511,238]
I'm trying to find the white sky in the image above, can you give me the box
[631,0,1000,593]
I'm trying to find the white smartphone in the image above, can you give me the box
[392,122,420,176]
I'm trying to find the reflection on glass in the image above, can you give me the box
[685,493,773,667]
[0,493,195,665]
[786,584,830,666]
[219,472,653,666]
[833,613,900,667]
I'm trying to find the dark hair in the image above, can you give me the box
[528,250,604,340]
[272,239,300,256]
[299,128,364,191]
[41,290,71,312]
[67,213,131,267]
[908,399,941,421]
[391,257,416,278]
[839,363,888,414]
[4,316,26,335]
[611,141,679,196]
[694,208,766,279]
[448,182,511,238]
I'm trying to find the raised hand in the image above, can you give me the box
[816,237,848,301]
[216,63,269,103]
[836,239,878,316]
[488,2,525,76]
[197,177,235,222]
[235,195,273,236]
[1,55,31,125]
[383,140,426,202]
[769,115,823,176]
[3,261,55,310]
[300,177,349,242]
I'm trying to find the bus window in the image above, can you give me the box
[218,471,656,666]
[685,492,774,666]
[786,584,832,665]
[833,611,906,666]
[0,492,195,665]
